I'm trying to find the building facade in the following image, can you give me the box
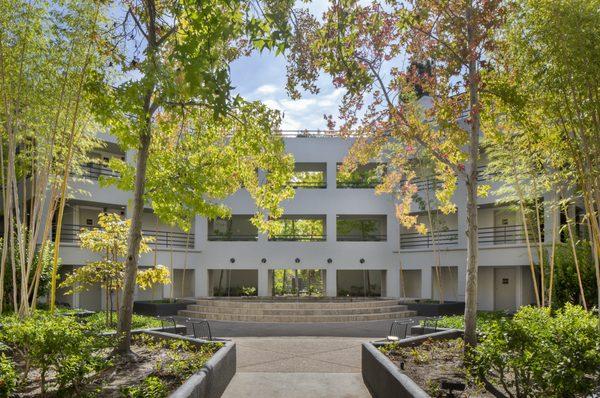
[56,131,539,312]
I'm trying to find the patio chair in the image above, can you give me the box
[158,316,177,331]
[422,316,444,332]
[387,319,415,341]
[190,319,213,341]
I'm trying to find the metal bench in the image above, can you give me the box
[159,316,177,331]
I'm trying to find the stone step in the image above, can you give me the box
[185,304,410,316]
[192,299,401,310]
[178,309,417,323]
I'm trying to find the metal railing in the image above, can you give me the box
[73,162,120,180]
[336,180,382,189]
[289,180,327,189]
[478,224,542,245]
[337,234,387,242]
[269,234,327,242]
[207,233,258,241]
[52,223,194,249]
[400,229,459,249]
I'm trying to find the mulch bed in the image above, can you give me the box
[380,338,493,398]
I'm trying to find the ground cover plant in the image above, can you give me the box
[0,312,221,397]
[421,311,508,332]
[384,304,600,398]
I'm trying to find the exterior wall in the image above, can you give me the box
[51,135,541,312]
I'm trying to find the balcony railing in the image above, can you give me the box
[208,233,258,241]
[337,234,387,242]
[289,180,327,189]
[337,180,382,189]
[478,224,541,245]
[52,223,194,249]
[400,229,459,249]
[73,163,120,180]
[269,234,326,242]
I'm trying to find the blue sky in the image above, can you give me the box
[230,0,342,131]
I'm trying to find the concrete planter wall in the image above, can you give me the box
[133,300,194,316]
[405,301,465,316]
[143,331,236,398]
[362,329,463,398]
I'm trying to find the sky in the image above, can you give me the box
[229,0,342,131]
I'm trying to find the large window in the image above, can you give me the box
[269,216,326,241]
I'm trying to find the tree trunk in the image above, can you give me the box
[115,120,152,355]
[463,0,480,350]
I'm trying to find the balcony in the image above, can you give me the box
[400,230,459,249]
[269,216,326,242]
[478,224,541,245]
[337,215,387,241]
[336,163,384,189]
[288,163,327,189]
[74,162,120,180]
[208,215,258,241]
[53,223,194,249]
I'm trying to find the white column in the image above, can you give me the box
[195,267,209,297]
[515,266,523,309]
[326,161,337,190]
[456,264,466,302]
[258,267,269,296]
[326,213,336,242]
[421,266,432,299]
[386,267,400,298]
[194,215,205,250]
[326,268,337,296]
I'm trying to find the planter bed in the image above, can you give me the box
[405,301,465,316]
[362,329,465,398]
[4,323,235,398]
[133,299,195,316]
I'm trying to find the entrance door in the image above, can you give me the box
[494,267,516,311]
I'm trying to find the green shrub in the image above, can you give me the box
[121,376,168,398]
[240,286,257,296]
[472,304,600,397]
[80,311,162,332]
[0,353,18,397]
[0,312,109,394]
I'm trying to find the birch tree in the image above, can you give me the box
[0,0,104,316]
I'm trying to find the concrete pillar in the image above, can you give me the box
[326,213,336,242]
[515,266,523,309]
[194,215,205,250]
[388,214,400,252]
[456,195,468,248]
[326,268,337,296]
[456,264,466,301]
[258,267,269,296]
[386,267,400,298]
[195,267,209,297]
[421,266,432,299]
[326,161,337,190]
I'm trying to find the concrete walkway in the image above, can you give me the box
[221,337,372,398]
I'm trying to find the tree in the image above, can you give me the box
[287,0,507,350]
[482,0,600,316]
[0,0,105,316]
[60,213,170,326]
[91,0,296,356]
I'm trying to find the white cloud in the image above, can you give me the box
[280,98,317,112]
[255,84,279,95]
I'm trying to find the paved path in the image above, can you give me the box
[221,337,372,398]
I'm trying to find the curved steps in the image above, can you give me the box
[178,298,417,323]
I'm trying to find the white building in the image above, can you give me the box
[56,131,539,312]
